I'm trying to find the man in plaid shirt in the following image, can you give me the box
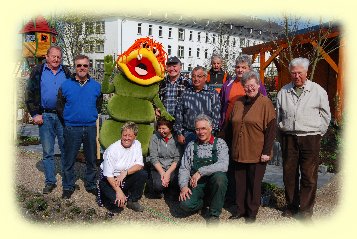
[174,66,221,146]
[158,56,191,117]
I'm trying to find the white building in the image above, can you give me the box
[83,15,281,76]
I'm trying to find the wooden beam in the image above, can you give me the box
[252,53,258,63]
[260,51,265,84]
[310,40,339,73]
[335,38,344,124]
[262,46,284,69]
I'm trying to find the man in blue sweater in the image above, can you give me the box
[57,54,102,199]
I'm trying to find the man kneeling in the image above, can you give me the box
[98,122,147,212]
[179,114,229,222]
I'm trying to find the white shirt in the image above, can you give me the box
[100,139,144,177]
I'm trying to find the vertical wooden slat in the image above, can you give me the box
[260,51,265,84]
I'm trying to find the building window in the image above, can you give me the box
[168,28,172,38]
[159,26,163,37]
[178,28,185,41]
[189,31,193,41]
[197,32,201,42]
[168,45,172,56]
[95,21,105,34]
[188,64,192,71]
[178,46,184,58]
[137,23,142,35]
[205,32,209,43]
[96,59,104,70]
[148,25,153,36]
[85,22,94,35]
[233,38,236,47]
[205,49,208,59]
[197,48,200,58]
[95,41,104,53]
[212,34,216,44]
[188,48,192,57]
[240,38,245,47]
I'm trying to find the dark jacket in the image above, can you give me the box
[25,63,72,117]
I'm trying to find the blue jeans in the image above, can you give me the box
[62,125,97,191]
[39,113,64,185]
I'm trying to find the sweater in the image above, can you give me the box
[229,94,276,163]
[148,132,182,170]
[57,77,102,126]
[178,137,228,189]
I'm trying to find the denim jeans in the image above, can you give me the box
[62,125,97,191]
[39,113,64,185]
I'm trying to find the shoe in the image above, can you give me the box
[86,188,98,196]
[43,184,56,194]
[127,201,144,212]
[207,215,220,224]
[62,190,74,199]
[245,217,256,223]
[282,209,295,218]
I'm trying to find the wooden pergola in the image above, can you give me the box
[242,26,343,124]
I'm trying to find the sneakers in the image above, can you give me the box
[62,190,74,199]
[126,201,144,212]
[206,215,220,224]
[43,184,56,194]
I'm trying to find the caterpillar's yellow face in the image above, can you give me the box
[117,38,167,85]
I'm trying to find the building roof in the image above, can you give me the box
[19,16,58,34]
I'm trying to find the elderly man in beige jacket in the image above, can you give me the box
[276,57,331,220]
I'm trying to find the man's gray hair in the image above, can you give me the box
[241,71,261,86]
[192,66,207,77]
[235,54,253,68]
[211,54,223,63]
[194,114,213,128]
[289,57,310,72]
[121,121,139,136]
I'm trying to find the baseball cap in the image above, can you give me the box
[166,56,181,65]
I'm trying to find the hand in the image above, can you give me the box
[177,134,185,145]
[261,154,270,163]
[32,115,43,125]
[114,190,127,208]
[190,172,201,188]
[115,170,127,187]
[161,171,171,187]
[155,108,161,117]
[104,55,115,75]
[179,186,192,201]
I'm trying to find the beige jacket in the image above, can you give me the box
[276,80,331,137]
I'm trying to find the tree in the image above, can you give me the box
[267,14,341,81]
[48,13,104,66]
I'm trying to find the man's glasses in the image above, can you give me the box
[192,74,205,79]
[243,84,256,90]
[76,64,89,68]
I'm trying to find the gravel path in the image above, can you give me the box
[15,148,340,225]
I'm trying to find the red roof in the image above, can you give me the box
[20,16,57,34]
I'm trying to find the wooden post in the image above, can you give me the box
[336,39,344,125]
[96,117,101,160]
[260,51,265,84]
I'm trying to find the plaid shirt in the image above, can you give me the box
[174,85,221,135]
[158,75,191,116]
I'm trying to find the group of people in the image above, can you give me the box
[25,45,331,224]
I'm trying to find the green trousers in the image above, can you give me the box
[180,172,228,217]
